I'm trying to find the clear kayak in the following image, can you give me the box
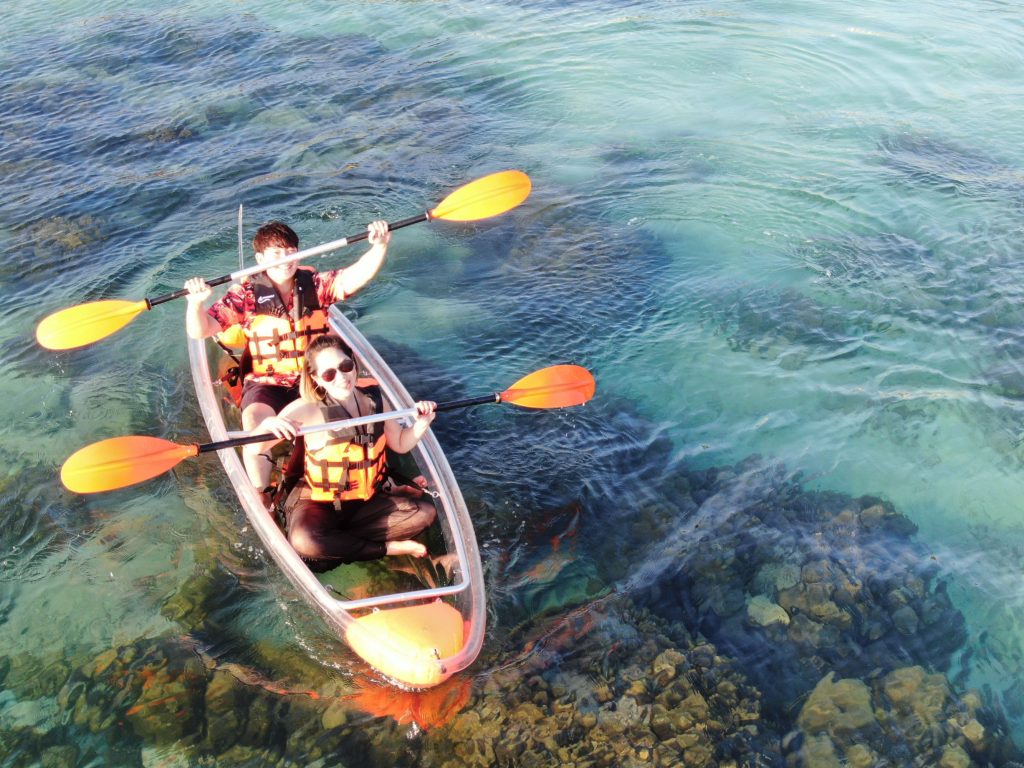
[186,304,486,688]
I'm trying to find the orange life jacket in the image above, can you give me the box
[246,268,330,378]
[304,387,388,503]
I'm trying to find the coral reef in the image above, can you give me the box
[637,459,968,714]
[787,667,1023,767]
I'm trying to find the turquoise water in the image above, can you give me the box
[3,0,1024,764]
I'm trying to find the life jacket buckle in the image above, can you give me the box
[336,458,350,496]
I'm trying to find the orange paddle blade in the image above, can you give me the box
[429,170,531,222]
[500,365,595,409]
[37,299,150,351]
[61,436,198,494]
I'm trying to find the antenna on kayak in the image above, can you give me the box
[237,204,244,269]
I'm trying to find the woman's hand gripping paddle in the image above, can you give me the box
[36,170,532,351]
[61,364,594,493]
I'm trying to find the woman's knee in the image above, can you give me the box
[403,498,436,531]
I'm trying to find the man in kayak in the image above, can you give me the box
[184,220,391,503]
[258,334,437,566]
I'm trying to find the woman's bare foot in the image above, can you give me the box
[386,540,427,557]
[383,474,429,498]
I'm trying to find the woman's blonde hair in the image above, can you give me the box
[299,334,357,402]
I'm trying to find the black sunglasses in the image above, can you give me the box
[316,357,355,382]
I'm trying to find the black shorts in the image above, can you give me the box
[284,484,436,570]
[239,381,300,413]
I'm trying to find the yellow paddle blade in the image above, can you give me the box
[36,299,150,351]
[429,170,531,222]
[500,365,596,409]
[61,436,199,494]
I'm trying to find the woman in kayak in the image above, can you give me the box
[257,334,437,568]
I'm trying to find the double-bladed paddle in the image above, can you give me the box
[61,364,594,494]
[36,170,532,351]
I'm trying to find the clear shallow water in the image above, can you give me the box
[3,0,1024,764]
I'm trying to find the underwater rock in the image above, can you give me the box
[940,743,972,768]
[52,634,355,765]
[787,666,1019,767]
[984,360,1024,400]
[747,595,790,627]
[446,710,504,766]
[797,734,842,768]
[843,743,876,768]
[26,214,105,255]
[796,673,878,737]
[725,286,853,361]
[160,571,217,626]
[421,596,780,767]
[59,637,206,746]
[0,726,90,768]
[3,652,71,701]
[638,458,968,715]
[879,131,1024,197]
[39,745,79,768]
[753,562,801,597]
[201,668,255,754]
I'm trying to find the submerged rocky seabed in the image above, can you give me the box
[2,449,1022,768]
[4,1,1024,764]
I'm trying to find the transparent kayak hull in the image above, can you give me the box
[187,305,486,688]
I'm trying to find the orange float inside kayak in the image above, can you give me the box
[347,601,466,689]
